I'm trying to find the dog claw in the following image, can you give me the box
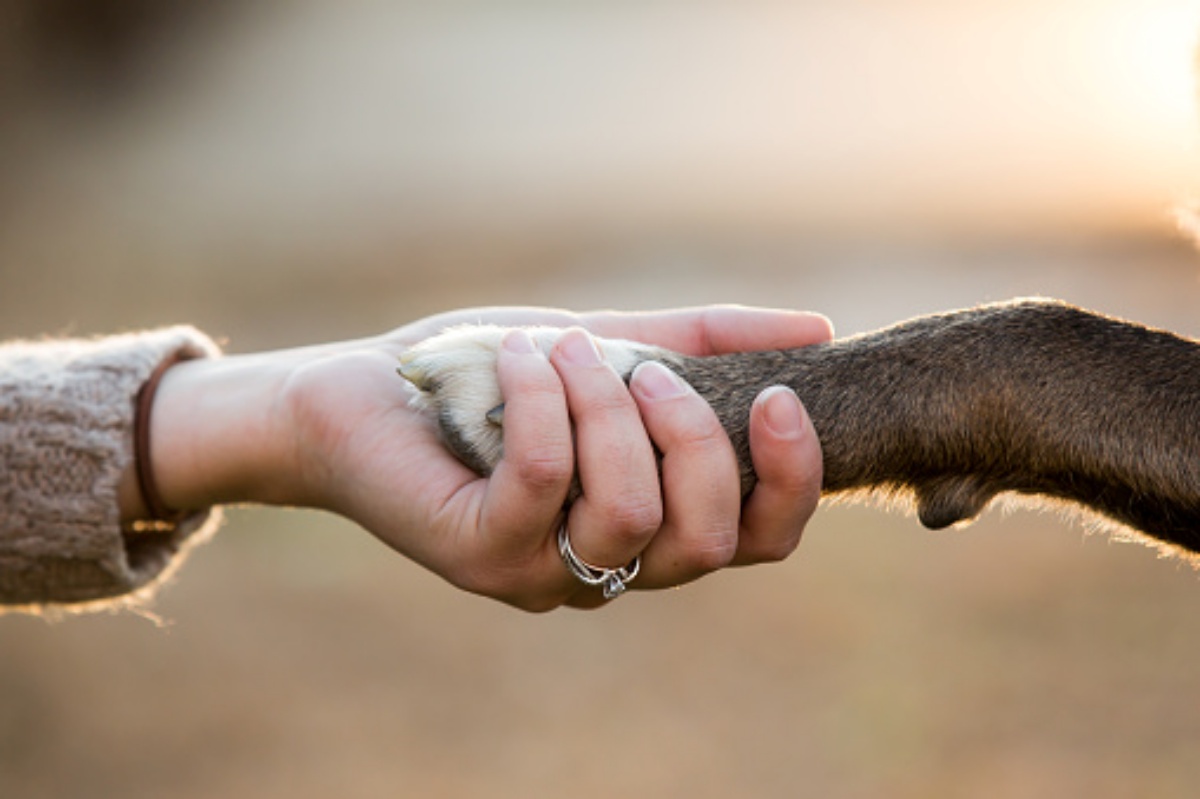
[396,354,429,390]
[486,403,505,426]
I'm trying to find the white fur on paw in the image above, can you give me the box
[398,325,664,474]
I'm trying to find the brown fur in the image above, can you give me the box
[669,299,1200,555]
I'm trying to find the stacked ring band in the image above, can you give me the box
[557,524,641,599]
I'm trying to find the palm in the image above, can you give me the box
[295,347,493,574]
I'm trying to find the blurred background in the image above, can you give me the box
[3,1,1200,796]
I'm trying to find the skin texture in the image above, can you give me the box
[118,305,832,611]
[406,300,1200,561]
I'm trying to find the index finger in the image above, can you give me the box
[580,305,834,356]
[476,330,574,560]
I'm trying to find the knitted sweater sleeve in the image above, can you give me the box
[0,327,223,612]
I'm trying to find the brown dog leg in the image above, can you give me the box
[401,300,1200,557]
[675,300,1200,554]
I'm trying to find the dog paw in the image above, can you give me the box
[398,325,663,475]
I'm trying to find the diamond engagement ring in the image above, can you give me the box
[557,524,641,599]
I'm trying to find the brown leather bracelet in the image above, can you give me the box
[133,350,197,525]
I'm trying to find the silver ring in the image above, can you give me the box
[557,524,641,599]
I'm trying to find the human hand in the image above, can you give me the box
[131,305,832,610]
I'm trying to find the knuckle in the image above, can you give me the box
[681,526,739,572]
[511,446,573,492]
[600,495,663,540]
[657,409,727,452]
[677,424,729,453]
[691,540,739,573]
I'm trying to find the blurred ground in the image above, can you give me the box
[2,2,1200,798]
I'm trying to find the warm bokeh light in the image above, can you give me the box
[1123,1,1198,122]
[5,0,1200,249]
[1091,0,1200,186]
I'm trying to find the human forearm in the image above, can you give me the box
[118,337,392,522]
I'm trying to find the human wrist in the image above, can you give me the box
[146,351,303,512]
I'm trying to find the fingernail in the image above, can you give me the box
[632,361,689,400]
[759,386,804,436]
[558,329,603,366]
[502,329,538,354]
